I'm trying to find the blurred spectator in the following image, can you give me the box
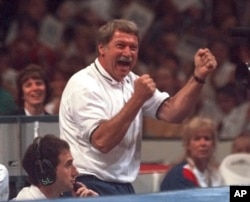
[0,75,17,116]
[153,63,180,95]
[5,0,49,45]
[232,39,250,65]
[0,0,18,42]
[195,81,246,139]
[216,83,241,116]
[59,21,96,64]
[211,0,239,29]
[215,83,248,139]
[219,130,250,186]
[143,61,184,139]
[11,64,52,116]
[209,39,236,88]
[0,164,9,201]
[200,39,236,103]
[160,117,223,191]
[231,131,250,154]
[179,0,208,36]
[0,45,18,102]
[7,17,57,73]
[45,65,74,115]
[0,87,17,115]
[20,0,48,22]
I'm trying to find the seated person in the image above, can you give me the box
[231,131,250,154]
[0,76,17,115]
[12,64,52,116]
[0,164,9,201]
[12,134,98,200]
[219,132,250,186]
[160,117,223,191]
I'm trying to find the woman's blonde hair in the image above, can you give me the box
[182,116,218,158]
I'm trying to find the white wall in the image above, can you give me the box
[141,139,232,164]
[0,119,233,176]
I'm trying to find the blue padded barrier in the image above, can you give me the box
[10,186,229,202]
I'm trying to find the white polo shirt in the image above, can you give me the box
[13,185,46,200]
[0,164,9,201]
[59,58,169,183]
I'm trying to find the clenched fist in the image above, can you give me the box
[133,74,156,103]
[194,48,217,80]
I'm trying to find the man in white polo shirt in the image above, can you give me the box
[59,18,217,196]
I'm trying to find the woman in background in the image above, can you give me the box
[160,117,223,191]
[12,64,52,116]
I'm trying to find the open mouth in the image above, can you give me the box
[117,61,131,66]
[117,56,132,68]
[117,60,131,67]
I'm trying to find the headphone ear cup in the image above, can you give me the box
[34,159,56,186]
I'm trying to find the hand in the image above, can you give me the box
[72,182,99,197]
[194,48,217,79]
[133,74,156,103]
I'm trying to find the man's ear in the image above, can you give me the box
[98,44,106,56]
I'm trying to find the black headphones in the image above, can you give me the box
[34,137,56,186]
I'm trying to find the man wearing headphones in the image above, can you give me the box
[13,134,98,200]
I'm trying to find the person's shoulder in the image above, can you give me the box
[44,111,52,115]
[13,185,45,201]
[0,164,8,182]
[0,88,14,100]
[169,161,186,171]
[0,164,8,172]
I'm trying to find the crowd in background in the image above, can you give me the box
[1,1,250,199]
[1,0,250,139]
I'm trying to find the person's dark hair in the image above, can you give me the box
[216,82,243,106]
[16,64,52,106]
[17,15,40,33]
[22,134,70,186]
[96,19,140,47]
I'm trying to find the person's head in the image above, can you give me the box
[153,65,179,95]
[97,19,140,82]
[23,0,48,22]
[16,16,40,42]
[215,82,240,114]
[232,131,250,154]
[208,39,230,65]
[16,64,51,108]
[182,117,217,166]
[22,134,78,193]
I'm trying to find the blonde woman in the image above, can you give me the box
[160,117,223,191]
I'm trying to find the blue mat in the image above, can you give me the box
[14,186,229,202]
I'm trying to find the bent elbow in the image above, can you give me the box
[98,146,111,154]
[92,141,113,154]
